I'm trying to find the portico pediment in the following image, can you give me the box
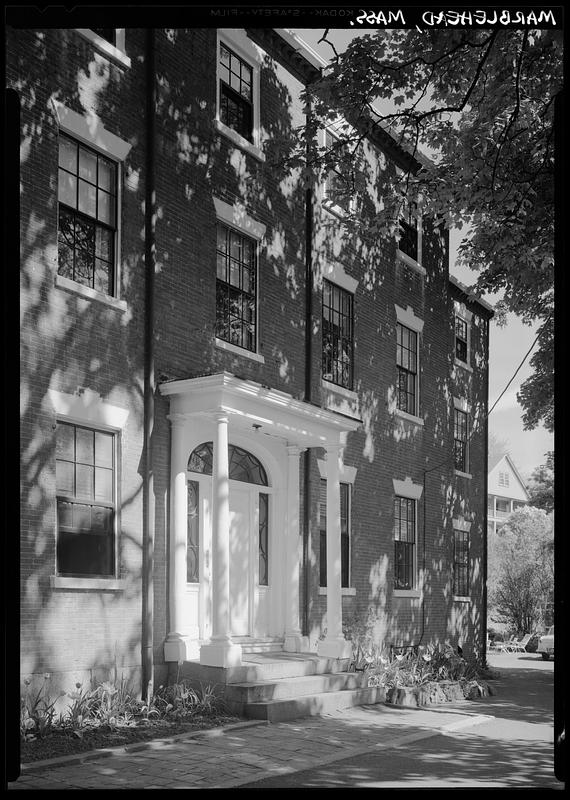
[159,372,361,448]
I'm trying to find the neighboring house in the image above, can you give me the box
[488,454,531,535]
[11,24,494,700]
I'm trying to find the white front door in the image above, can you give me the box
[229,485,252,636]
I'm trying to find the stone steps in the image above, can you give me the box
[226,670,368,704]
[241,685,386,723]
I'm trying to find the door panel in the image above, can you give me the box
[229,487,250,636]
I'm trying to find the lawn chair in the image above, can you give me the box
[494,635,517,653]
[507,633,532,653]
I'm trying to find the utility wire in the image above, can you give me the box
[487,314,551,418]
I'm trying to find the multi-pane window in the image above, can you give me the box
[219,42,253,142]
[454,409,468,472]
[453,529,469,597]
[455,316,468,363]
[55,422,116,577]
[58,134,117,295]
[396,324,418,415]
[187,481,199,583]
[498,471,510,487]
[322,280,354,389]
[324,131,351,211]
[394,496,415,590]
[398,201,418,262]
[319,480,350,588]
[216,223,257,352]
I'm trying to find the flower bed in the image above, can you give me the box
[348,641,494,707]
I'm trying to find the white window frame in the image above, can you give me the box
[75,29,131,69]
[213,197,266,363]
[52,100,131,311]
[453,302,473,372]
[392,477,423,598]
[215,29,265,162]
[394,305,424,424]
[452,517,471,602]
[317,460,357,596]
[396,190,425,276]
[322,279,355,391]
[320,124,357,217]
[47,388,128,591]
[453,396,472,479]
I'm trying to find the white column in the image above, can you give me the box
[164,415,197,662]
[284,445,309,653]
[317,443,352,660]
[200,414,242,667]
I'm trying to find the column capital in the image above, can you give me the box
[324,442,344,458]
[286,444,306,457]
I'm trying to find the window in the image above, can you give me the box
[394,496,415,590]
[496,499,509,516]
[55,422,116,577]
[259,493,269,587]
[498,471,510,487]
[319,480,350,588]
[324,130,352,212]
[216,223,257,352]
[219,41,253,143]
[322,280,354,389]
[453,529,469,597]
[455,316,468,363]
[58,134,117,296]
[398,200,419,262]
[188,442,268,485]
[187,481,199,583]
[454,408,468,472]
[396,323,418,415]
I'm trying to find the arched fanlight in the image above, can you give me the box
[188,442,268,486]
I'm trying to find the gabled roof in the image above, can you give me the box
[488,454,531,502]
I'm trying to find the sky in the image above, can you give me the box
[291,28,554,479]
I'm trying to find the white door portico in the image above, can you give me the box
[159,372,360,668]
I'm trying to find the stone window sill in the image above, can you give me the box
[455,469,473,480]
[394,408,424,426]
[55,275,128,313]
[454,358,473,373]
[396,249,426,277]
[50,576,125,591]
[319,587,356,596]
[393,589,421,599]
[214,119,265,162]
[453,595,471,603]
[215,338,265,363]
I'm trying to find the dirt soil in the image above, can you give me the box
[20,715,243,764]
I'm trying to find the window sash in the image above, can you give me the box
[394,496,415,590]
[187,481,200,583]
[454,409,468,472]
[396,324,417,414]
[453,529,469,596]
[319,480,350,588]
[57,134,117,295]
[322,280,354,389]
[398,202,418,261]
[55,422,116,578]
[215,223,257,352]
[455,316,468,362]
[219,42,254,142]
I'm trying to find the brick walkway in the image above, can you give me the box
[8,703,491,790]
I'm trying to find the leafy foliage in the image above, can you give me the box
[488,505,554,633]
[287,28,561,430]
[526,451,554,513]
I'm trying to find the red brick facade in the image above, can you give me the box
[11,25,492,696]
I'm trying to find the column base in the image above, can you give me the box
[317,637,353,660]
[164,634,200,663]
[199,640,243,667]
[284,633,310,653]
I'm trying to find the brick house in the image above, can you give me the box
[11,25,493,700]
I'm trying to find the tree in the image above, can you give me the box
[488,431,511,468]
[526,451,555,513]
[289,28,561,431]
[487,506,554,634]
